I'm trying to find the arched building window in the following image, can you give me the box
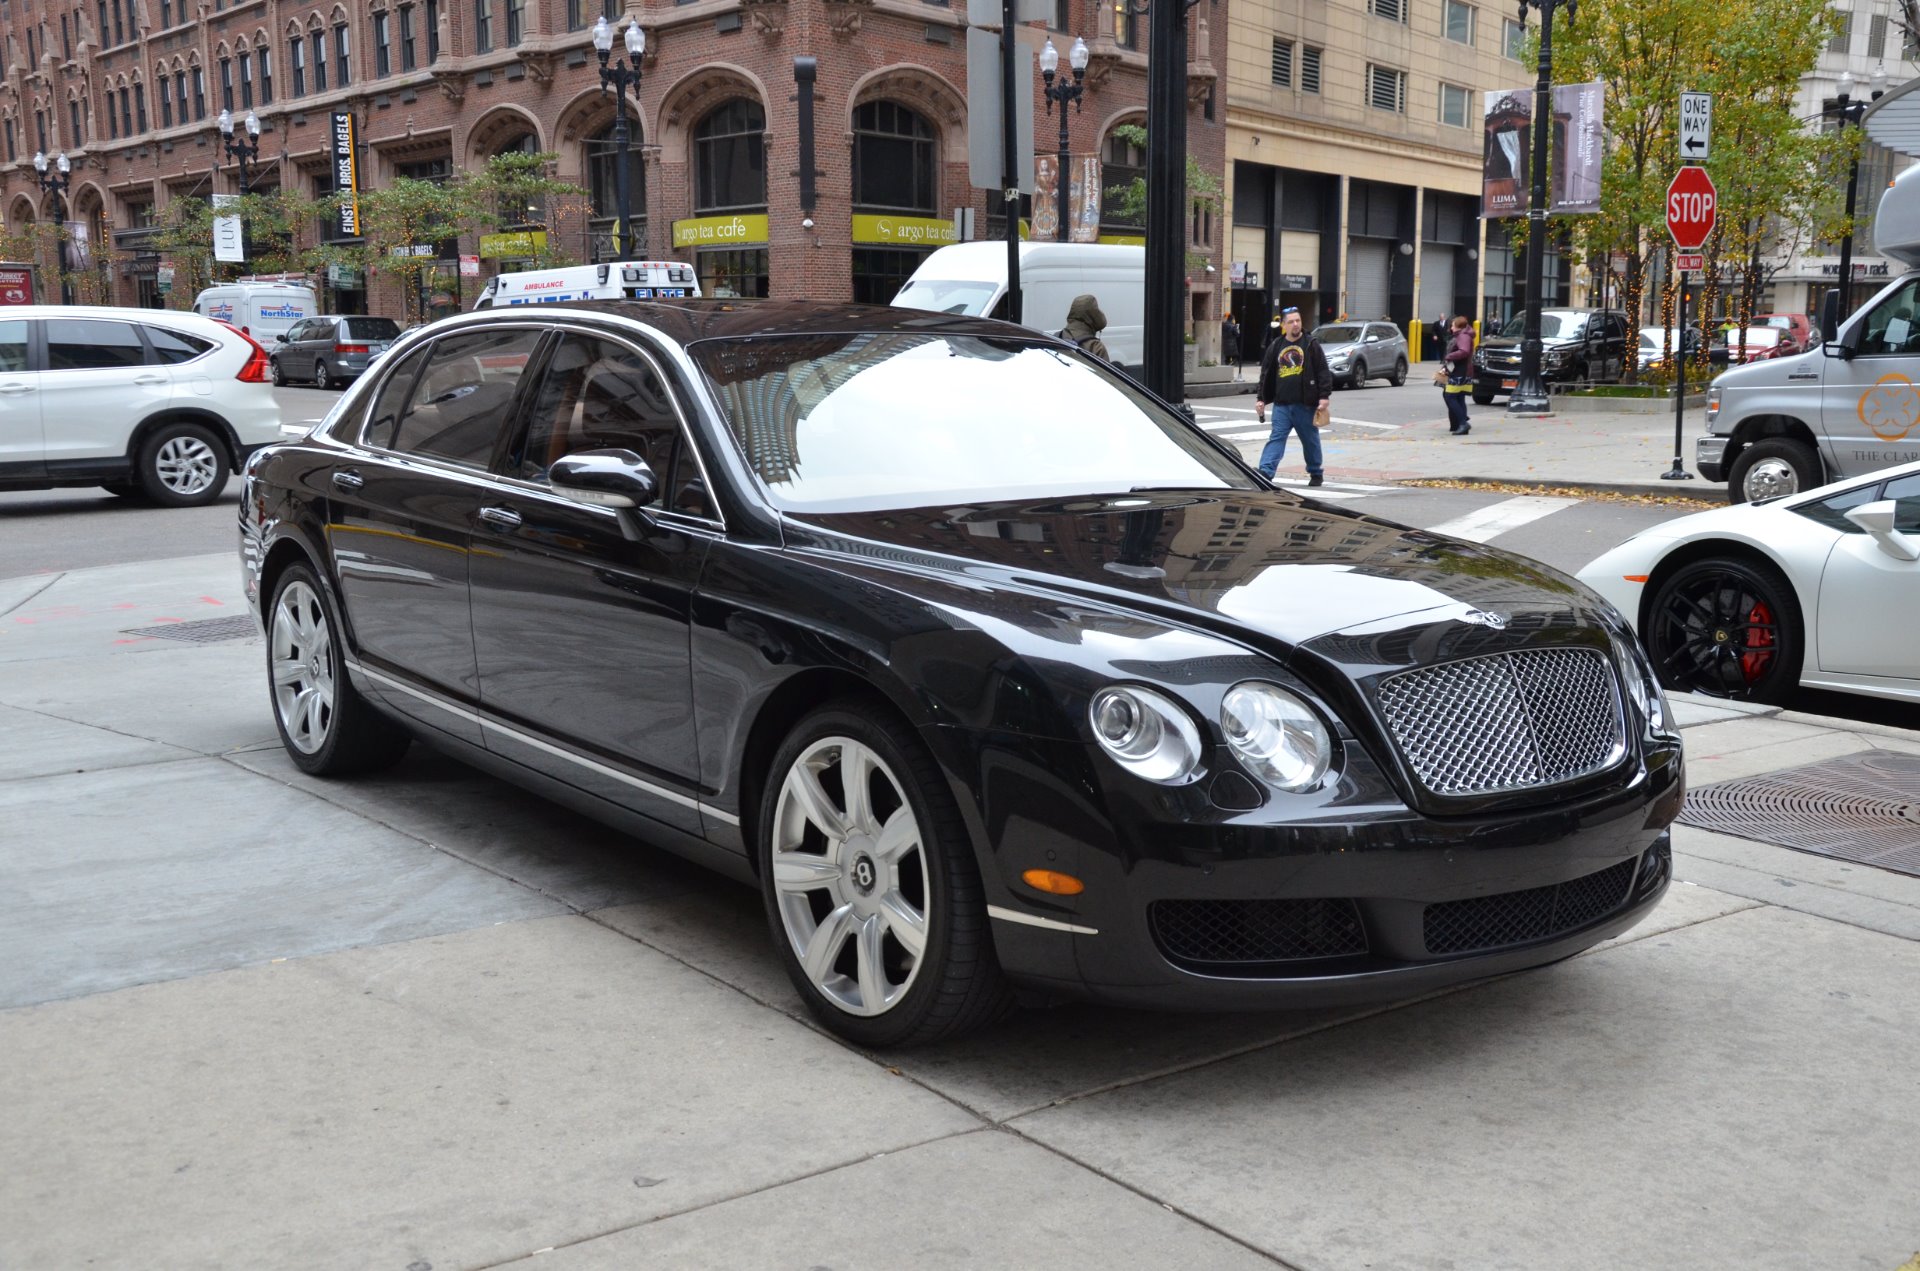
[1100,125,1145,232]
[693,99,765,212]
[852,100,934,214]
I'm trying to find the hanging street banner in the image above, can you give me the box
[1029,154,1103,243]
[331,111,361,237]
[1551,81,1604,214]
[212,194,244,263]
[1483,88,1531,218]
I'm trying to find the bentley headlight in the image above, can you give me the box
[1221,682,1332,792]
[1088,686,1204,784]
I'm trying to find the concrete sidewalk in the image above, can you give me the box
[3,553,1917,1271]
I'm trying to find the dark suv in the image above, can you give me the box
[1473,308,1631,405]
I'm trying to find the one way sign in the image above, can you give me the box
[1680,92,1712,162]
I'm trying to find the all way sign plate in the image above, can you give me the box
[1680,92,1712,161]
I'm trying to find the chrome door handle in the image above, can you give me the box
[0,383,31,395]
[476,505,523,530]
[133,374,169,386]
[330,470,365,492]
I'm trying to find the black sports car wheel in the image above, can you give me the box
[759,702,1010,1047]
[267,564,412,775]
[1644,557,1802,704]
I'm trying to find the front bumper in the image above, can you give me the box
[960,728,1683,1011]
[1695,434,1730,482]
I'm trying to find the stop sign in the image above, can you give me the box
[1667,166,1717,250]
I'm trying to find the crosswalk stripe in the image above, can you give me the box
[1424,495,1579,543]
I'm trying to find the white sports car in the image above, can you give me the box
[1579,461,1920,705]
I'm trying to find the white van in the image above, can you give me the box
[192,279,317,342]
[891,242,1145,369]
[473,260,701,308]
[1703,163,1920,503]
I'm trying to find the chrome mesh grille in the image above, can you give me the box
[1374,648,1624,796]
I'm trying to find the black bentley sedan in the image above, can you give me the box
[240,300,1683,1046]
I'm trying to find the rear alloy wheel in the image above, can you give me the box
[1727,438,1820,505]
[135,422,229,507]
[267,564,412,776]
[271,357,286,387]
[759,703,1010,1047]
[313,361,333,391]
[1645,557,1802,704]
[1389,357,1408,386]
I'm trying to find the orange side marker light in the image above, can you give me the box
[1623,574,1649,583]
[1022,869,1085,896]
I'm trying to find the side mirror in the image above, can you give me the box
[549,448,659,510]
[274,333,289,343]
[1844,499,1920,561]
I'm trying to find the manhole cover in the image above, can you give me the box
[121,615,259,644]
[1679,750,1920,878]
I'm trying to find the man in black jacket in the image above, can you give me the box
[1254,307,1333,487]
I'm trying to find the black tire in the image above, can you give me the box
[265,563,412,776]
[1726,438,1820,505]
[135,422,230,508]
[757,700,1012,1047]
[1472,387,1496,406]
[313,361,333,391]
[1389,357,1408,387]
[1350,359,1367,388]
[270,356,286,387]
[1644,556,1802,704]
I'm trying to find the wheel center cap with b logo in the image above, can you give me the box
[851,854,878,895]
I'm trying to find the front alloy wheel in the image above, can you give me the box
[265,563,411,776]
[759,704,1010,1046]
[1645,557,1802,703]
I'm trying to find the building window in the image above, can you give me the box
[193,69,207,119]
[106,97,118,139]
[853,101,936,213]
[161,0,172,25]
[694,99,767,212]
[375,13,391,75]
[220,58,234,112]
[36,109,48,151]
[427,0,441,61]
[1271,39,1292,86]
[474,0,493,52]
[1368,0,1406,23]
[292,39,306,96]
[159,75,173,126]
[112,0,124,44]
[135,82,147,131]
[258,48,273,104]
[120,85,133,136]
[311,32,327,91]
[400,5,417,66]
[1828,10,1851,54]
[61,13,71,58]
[2,119,12,163]
[1443,0,1474,43]
[1440,82,1470,128]
[70,98,86,146]
[1504,17,1525,59]
[239,55,253,108]
[1367,65,1406,113]
[1869,13,1888,57]
[335,24,351,87]
[1300,45,1322,94]
[1100,125,1145,230]
[176,70,189,118]
[506,0,524,46]
[1113,0,1136,48]
[568,0,584,29]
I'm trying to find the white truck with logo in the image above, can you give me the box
[192,279,317,342]
[1701,163,1920,502]
[473,261,701,308]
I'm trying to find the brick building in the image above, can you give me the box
[0,0,1225,327]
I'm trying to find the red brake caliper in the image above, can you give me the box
[1740,600,1775,682]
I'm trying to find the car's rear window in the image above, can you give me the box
[346,318,402,341]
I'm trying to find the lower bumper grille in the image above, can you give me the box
[1151,897,1368,967]
[1422,857,1638,955]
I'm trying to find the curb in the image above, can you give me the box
[1319,468,1730,501]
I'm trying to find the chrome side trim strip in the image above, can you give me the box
[349,659,739,823]
[987,905,1098,936]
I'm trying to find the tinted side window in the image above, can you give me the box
[1792,482,1880,533]
[1857,279,1920,356]
[0,319,26,373]
[346,317,401,341]
[1883,473,1920,532]
[145,326,216,364]
[387,328,543,467]
[511,334,681,484]
[361,345,433,448]
[47,319,146,370]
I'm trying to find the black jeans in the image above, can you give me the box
[1444,385,1471,431]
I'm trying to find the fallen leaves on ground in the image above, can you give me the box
[1399,478,1722,509]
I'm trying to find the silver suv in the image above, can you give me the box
[1310,321,1410,389]
[270,315,402,390]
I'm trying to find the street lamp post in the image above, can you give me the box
[1039,37,1090,244]
[1506,0,1575,417]
[592,15,646,261]
[217,108,264,193]
[1830,65,1889,332]
[32,151,73,303]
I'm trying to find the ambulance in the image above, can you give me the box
[1702,163,1920,502]
[472,261,701,308]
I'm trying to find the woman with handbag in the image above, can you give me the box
[1441,315,1475,436]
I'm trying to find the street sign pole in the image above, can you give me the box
[1666,269,1692,481]
[1662,161,1716,481]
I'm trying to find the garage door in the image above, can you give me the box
[1346,239,1390,321]
[1419,246,1456,323]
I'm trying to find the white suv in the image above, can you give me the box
[0,306,282,507]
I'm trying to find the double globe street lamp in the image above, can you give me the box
[32,151,74,302]
[1039,36,1090,244]
[592,15,647,261]
[217,108,264,194]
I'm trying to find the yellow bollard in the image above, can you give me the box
[1409,319,1425,363]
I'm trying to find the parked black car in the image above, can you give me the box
[1473,308,1632,405]
[240,300,1682,1046]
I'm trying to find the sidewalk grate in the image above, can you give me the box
[121,616,260,645]
[1679,750,1920,879]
